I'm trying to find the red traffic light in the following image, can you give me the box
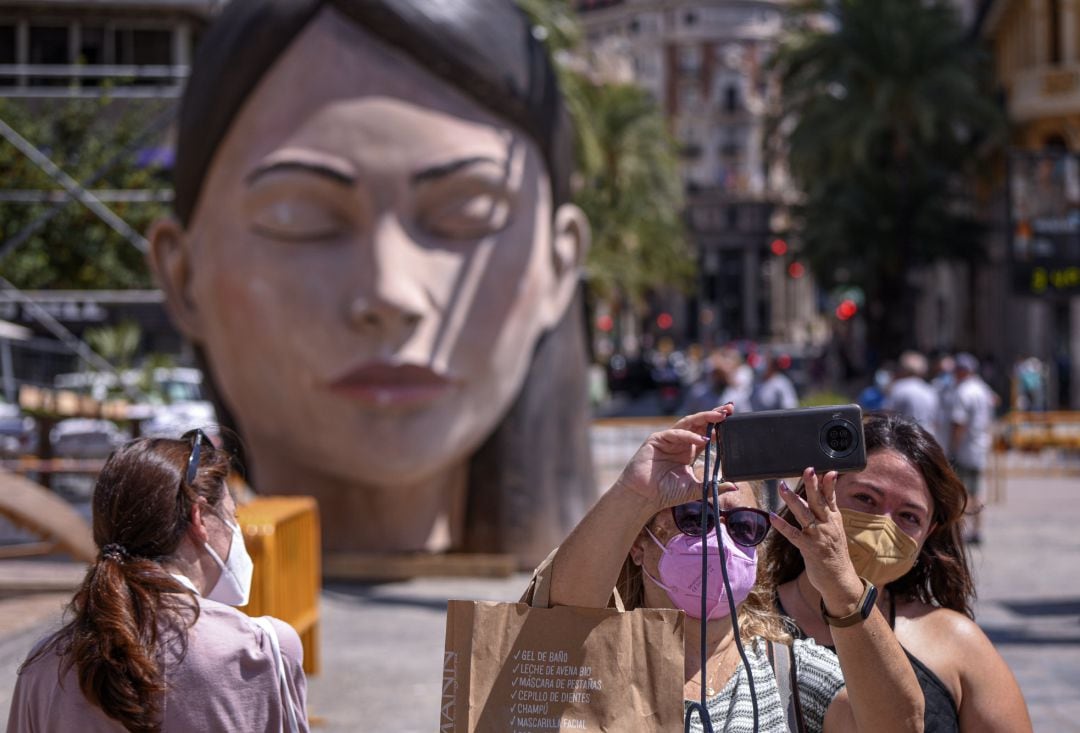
[596,314,614,332]
[770,238,788,256]
[656,312,674,330]
[787,261,805,279]
[835,299,857,320]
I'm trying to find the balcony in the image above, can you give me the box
[1009,64,1080,122]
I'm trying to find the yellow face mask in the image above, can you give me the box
[839,508,920,587]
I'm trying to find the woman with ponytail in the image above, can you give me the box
[6,431,308,732]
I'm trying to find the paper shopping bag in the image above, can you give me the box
[441,599,684,732]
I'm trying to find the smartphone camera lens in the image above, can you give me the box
[820,418,859,459]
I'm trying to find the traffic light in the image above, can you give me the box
[770,238,788,256]
[787,261,805,279]
[835,299,857,320]
[656,312,674,330]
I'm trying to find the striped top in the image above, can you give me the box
[683,637,845,733]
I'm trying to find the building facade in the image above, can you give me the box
[980,0,1080,408]
[0,2,220,393]
[0,1,216,95]
[575,0,821,350]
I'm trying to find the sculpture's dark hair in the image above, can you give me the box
[762,411,975,617]
[23,437,232,731]
[174,0,593,566]
[173,0,574,226]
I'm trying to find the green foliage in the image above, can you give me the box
[84,320,141,370]
[520,0,693,306]
[799,389,853,407]
[771,0,1005,357]
[0,97,171,289]
[572,81,694,303]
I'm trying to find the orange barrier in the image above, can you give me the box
[997,411,1080,452]
[237,496,321,675]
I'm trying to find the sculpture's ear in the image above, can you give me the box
[147,217,204,340]
[540,202,590,329]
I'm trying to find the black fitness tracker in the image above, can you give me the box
[821,577,878,628]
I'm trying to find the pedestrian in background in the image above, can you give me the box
[682,356,730,415]
[884,350,941,442]
[930,353,957,456]
[7,433,307,732]
[1013,355,1047,411]
[857,366,893,412]
[752,353,799,411]
[949,353,997,545]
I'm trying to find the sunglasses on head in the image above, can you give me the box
[180,428,214,487]
[671,500,772,547]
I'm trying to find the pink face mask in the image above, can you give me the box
[642,524,758,620]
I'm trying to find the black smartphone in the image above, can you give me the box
[717,404,867,481]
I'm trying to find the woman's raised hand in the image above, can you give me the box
[769,467,865,609]
[612,404,735,513]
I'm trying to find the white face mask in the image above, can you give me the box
[204,516,254,607]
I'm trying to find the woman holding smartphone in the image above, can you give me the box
[528,406,924,731]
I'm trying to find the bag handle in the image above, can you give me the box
[769,640,806,733]
[251,616,301,733]
[525,547,626,612]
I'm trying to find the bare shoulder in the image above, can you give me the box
[894,597,1031,731]
[894,598,995,657]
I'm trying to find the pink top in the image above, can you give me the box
[6,596,308,732]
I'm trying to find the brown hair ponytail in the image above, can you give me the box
[28,436,230,732]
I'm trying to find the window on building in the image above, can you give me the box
[29,25,69,86]
[114,28,172,85]
[1043,133,1068,152]
[0,25,15,85]
[78,25,107,85]
[724,84,739,113]
[1049,0,1062,64]
[0,25,14,63]
[114,28,171,65]
[679,45,701,75]
[628,18,640,34]
[679,84,701,110]
[684,11,698,26]
[80,26,106,64]
[681,141,704,160]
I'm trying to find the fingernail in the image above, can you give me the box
[808,468,816,477]
[769,512,781,520]
[779,481,790,492]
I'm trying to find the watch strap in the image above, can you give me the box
[820,577,878,628]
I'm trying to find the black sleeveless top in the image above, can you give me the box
[775,593,960,732]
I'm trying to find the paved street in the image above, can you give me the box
[0,463,1077,731]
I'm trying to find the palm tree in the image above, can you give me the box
[520,0,693,324]
[573,81,692,307]
[771,0,1004,362]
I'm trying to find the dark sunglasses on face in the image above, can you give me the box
[671,501,772,547]
[180,428,215,487]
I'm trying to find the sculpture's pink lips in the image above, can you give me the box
[328,363,455,409]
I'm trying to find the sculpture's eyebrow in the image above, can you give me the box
[246,158,357,186]
[410,156,505,185]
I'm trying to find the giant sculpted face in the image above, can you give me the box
[150,8,588,554]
